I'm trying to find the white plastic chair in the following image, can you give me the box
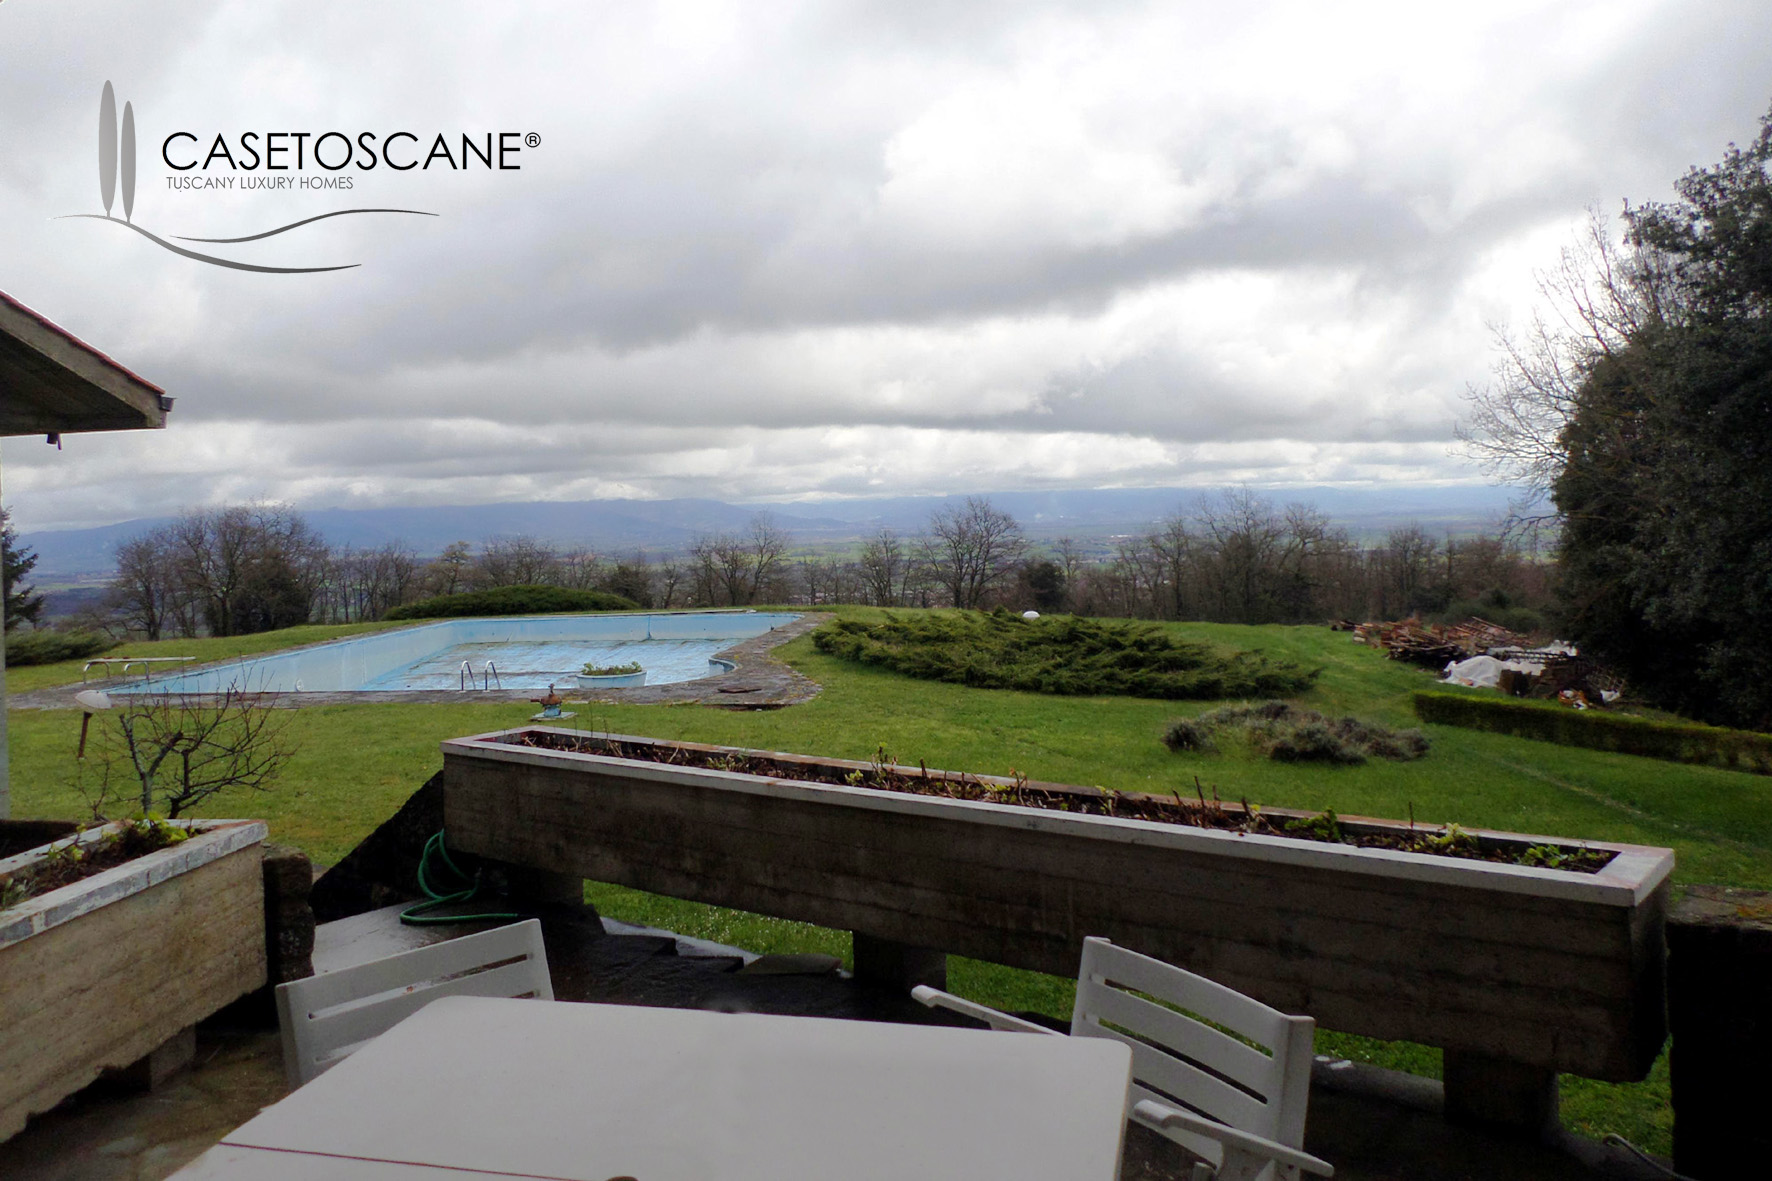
[914,936,1332,1181]
[276,918,553,1087]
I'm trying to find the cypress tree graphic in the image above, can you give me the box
[120,100,136,223]
[99,81,116,216]
[98,82,136,223]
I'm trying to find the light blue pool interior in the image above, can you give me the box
[115,612,801,694]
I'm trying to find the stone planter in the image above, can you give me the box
[574,669,646,690]
[0,819,268,1141]
[441,728,1673,1127]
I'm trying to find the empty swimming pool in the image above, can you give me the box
[115,612,801,694]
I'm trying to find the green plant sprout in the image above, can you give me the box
[581,661,643,676]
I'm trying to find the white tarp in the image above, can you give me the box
[1442,654,1543,688]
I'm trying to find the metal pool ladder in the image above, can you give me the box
[460,661,502,690]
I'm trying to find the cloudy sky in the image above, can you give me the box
[1,0,1768,531]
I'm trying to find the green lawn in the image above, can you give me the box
[11,609,1759,1155]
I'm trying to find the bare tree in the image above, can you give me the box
[555,547,603,591]
[1274,504,1340,620]
[109,534,179,640]
[144,505,328,637]
[1055,538,1085,596]
[597,552,655,607]
[355,543,421,620]
[425,541,474,597]
[694,533,752,606]
[1457,210,1678,517]
[1192,490,1287,623]
[168,509,252,636]
[746,514,790,603]
[690,514,792,606]
[797,556,832,605]
[1146,517,1196,620]
[1105,536,1158,617]
[474,536,559,588]
[82,684,294,819]
[922,496,1027,609]
[654,555,684,608]
[1374,525,1443,618]
[857,528,907,606]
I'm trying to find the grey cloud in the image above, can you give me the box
[6,0,1771,529]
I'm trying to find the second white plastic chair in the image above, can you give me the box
[914,936,1332,1181]
[276,918,553,1087]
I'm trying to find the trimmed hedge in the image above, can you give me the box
[3,628,116,667]
[813,610,1320,700]
[383,585,639,620]
[1412,690,1772,775]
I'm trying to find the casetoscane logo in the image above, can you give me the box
[62,82,537,273]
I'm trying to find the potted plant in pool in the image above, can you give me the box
[440,726,1675,1119]
[0,686,292,1141]
[575,661,645,689]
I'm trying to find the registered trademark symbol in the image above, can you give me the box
[525,132,540,149]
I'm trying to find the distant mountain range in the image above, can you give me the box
[21,485,1519,583]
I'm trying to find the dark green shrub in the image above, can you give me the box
[1266,720,1367,765]
[1196,700,1292,727]
[1180,700,1430,765]
[384,585,639,620]
[1160,718,1218,754]
[3,628,116,667]
[1412,690,1772,774]
[812,610,1320,700]
[1331,716,1431,761]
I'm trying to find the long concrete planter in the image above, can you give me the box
[0,819,268,1140]
[442,728,1673,1088]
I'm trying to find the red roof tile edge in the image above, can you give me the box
[0,287,167,397]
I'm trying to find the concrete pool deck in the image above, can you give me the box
[13,613,826,712]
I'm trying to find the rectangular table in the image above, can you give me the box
[175,996,1132,1180]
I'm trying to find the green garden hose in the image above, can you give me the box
[399,830,523,925]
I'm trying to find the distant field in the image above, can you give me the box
[13,606,1757,1153]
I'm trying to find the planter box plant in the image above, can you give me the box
[0,819,268,1141]
[441,727,1673,1125]
[575,662,646,690]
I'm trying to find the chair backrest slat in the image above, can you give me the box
[1078,975,1279,1099]
[1075,938,1292,1048]
[293,957,551,1066]
[1068,937,1315,1150]
[276,919,551,1087]
[1107,1029,1274,1136]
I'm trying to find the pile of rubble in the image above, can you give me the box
[1351,617,1528,669]
[1351,617,1623,703]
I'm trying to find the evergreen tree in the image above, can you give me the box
[2,506,44,632]
[1554,105,1772,727]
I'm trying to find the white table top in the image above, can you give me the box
[177,996,1131,1181]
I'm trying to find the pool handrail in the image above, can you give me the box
[82,655,197,683]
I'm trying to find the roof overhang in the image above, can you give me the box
[0,289,170,436]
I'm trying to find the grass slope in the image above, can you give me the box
[12,609,1765,1154]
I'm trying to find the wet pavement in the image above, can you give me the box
[3,902,1672,1181]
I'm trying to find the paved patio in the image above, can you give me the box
[4,903,1672,1181]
